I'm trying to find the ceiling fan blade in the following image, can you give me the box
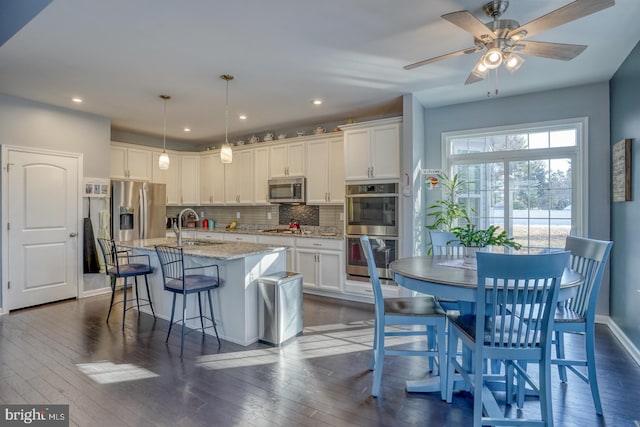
[512,0,615,39]
[404,46,481,70]
[516,40,587,60]
[442,10,495,41]
[465,71,486,85]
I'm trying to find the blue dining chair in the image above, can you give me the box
[445,251,570,427]
[429,231,462,312]
[360,235,447,398]
[552,236,613,415]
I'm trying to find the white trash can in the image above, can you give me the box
[258,271,303,346]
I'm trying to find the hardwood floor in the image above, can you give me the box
[0,292,638,427]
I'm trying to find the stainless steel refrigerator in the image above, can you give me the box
[111,180,166,241]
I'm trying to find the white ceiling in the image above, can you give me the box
[1,0,639,148]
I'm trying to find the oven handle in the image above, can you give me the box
[345,193,398,198]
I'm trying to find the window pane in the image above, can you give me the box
[550,129,576,148]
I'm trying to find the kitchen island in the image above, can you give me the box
[119,237,287,346]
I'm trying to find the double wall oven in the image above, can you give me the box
[346,183,398,284]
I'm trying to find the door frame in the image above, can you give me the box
[1,145,84,314]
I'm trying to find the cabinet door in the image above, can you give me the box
[296,248,318,289]
[327,138,345,203]
[305,139,329,204]
[344,129,371,180]
[253,147,270,204]
[211,154,225,205]
[317,250,343,292]
[236,150,254,204]
[200,154,215,205]
[224,160,238,204]
[180,155,200,205]
[126,147,152,181]
[269,145,288,178]
[165,153,180,205]
[370,124,400,179]
[110,146,128,179]
[286,142,306,177]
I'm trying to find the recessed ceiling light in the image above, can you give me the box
[72,97,83,103]
[239,114,247,120]
[183,127,191,132]
[312,99,322,105]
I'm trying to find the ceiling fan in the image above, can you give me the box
[404,0,615,84]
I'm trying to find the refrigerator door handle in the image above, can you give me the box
[139,188,146,240]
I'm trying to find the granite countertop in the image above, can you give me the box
[179,227,344,240]
[119,237,287,260]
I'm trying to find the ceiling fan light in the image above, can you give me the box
[483,48,503,69]
[504,53,525,73]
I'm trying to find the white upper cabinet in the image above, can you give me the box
[343,118,401,181]
[200,151,225,205]
[180,155,200,205]
[269,141,305,178]
[152,151,180,205]
[253,146,270,204]
[224,149,254,204]
[110,144,152,181]
[306,137,345,204]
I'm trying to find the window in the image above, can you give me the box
[442,118,587,253]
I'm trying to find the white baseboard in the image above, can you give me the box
[82,287,112,298]
[596,314,640,367]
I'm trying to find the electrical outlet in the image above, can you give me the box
[236,211,241,219]
[267,212,272,220]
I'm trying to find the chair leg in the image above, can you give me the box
[121,278,128,331]
[106,276,117,323]
[445,329,458,403]
[539,356,554,426]
[134,276,140,311]
[436,320,447,401]
[427,325,436,373]
[144,275,156,318]
[207,289,221,346]
[472,348,484,427]
[371,320,385,397]
[180,293,187,358]
[166,293,177,343]
[370,318,377,371]
[555,330,567,382]
[197,292,205,332]
[585,323,603,415]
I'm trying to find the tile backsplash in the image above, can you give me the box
[166,204,344,231]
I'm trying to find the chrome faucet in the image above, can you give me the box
[173,208,199,246]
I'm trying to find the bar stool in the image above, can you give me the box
[97,238,156,331]
[154,245,223,358]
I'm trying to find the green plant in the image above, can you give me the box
[426,173,472,231]
[451,224,522,250]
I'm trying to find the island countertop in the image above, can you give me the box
[118,237,287,260]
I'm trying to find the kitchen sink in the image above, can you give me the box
[262,229,299,234]
[182,240,224,246]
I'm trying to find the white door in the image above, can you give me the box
[5,148,80,310]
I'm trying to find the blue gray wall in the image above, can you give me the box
[422,82,611,315]
[610,41,640,347]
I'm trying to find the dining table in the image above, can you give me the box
[389,254,584,394]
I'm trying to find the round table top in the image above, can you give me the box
[390,255,583,302]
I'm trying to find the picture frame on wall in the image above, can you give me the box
[84,178,110,198]
[612,138,632,202]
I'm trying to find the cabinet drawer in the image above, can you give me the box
[296,238,343,251]
[223,233,258,243]
[257,235,295,247]
[344,280,401,298]
[196,232,225,241]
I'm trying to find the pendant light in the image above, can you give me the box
[220,74,234,164]
[158,95,171,170]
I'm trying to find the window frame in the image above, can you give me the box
[440,117,589,243]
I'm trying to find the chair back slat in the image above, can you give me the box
[476,251,570,348]
[429,231,463,256]
[564,236,613,319]
[359,236,385,319]
[155,245,185,290]
[97,238,118,273]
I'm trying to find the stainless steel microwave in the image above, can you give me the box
[268,177,306,203]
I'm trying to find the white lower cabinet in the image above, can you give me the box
[223,233,258,243]
[295,238,344,293]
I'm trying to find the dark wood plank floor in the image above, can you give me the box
[0,292,638,427]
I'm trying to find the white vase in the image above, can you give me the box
[463,246,481,266]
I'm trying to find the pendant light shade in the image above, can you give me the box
[159,95,171,170]
[220,74,234,164]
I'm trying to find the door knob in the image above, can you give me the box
[69,232,78,237]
